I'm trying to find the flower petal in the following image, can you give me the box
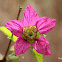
[14,37,31,56]
[36,17,56,34]
[32,36,51,55]
[5,20,23,37]
[22,5,39,27]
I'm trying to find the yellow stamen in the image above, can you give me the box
[23,26,37,41]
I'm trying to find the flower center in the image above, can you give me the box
[23,26,37,41]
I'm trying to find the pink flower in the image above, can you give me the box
[5,5,56,56]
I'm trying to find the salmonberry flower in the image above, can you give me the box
[5,5,56,56]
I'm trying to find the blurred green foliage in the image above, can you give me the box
[10,45,14,51]
[6,52,20,62]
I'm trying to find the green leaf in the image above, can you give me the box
[0,26,12,37]
[33,49,43,62]
[8,35,18,42]
[10,45,14,51]
[0,26,18,42]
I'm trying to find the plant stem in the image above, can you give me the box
[1,7,22,62]
[16,7,22,20]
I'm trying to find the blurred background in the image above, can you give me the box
[0,0,62,62]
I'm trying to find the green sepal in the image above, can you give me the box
[8,35,18,42]
[36,32,43,39]
[36,32,47,38]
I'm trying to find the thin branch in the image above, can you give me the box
[17,7,22,20]
[2,7,22,62]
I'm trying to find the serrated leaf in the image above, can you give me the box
[0,26,18,42]
[10,45,14,51]
[33,49,43,62]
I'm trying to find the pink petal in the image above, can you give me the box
[32,36,51,55]
[5,20,23,37]
[22,5,39,27]
[14,37,31,56]
[36,17,56,34]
